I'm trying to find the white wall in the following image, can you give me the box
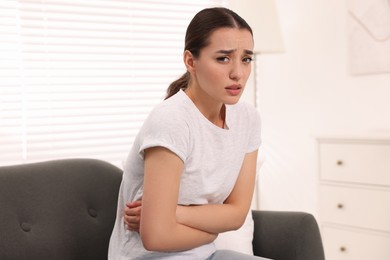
[256,0,390,217]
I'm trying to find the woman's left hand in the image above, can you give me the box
[124,200,142,232]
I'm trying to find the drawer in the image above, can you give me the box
[322,226,390,260]
[319,142,390,186]
[322,227,390,260]
[320,185,390,232]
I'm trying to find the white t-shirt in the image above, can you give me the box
[108,89,261,260]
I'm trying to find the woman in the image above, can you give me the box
[108,7,267,260]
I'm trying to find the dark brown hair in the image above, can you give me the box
[165,7,253,99]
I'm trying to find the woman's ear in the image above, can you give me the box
[183,50,196,73]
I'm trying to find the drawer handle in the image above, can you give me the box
[336,160,343,166]
[337,203,344,209]
[340,246,347,252]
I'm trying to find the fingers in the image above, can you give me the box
[124,199,142,232]
[126,200,142,208]
[125,203,142,216]
[124,212,141,232]
[124,213,140,232]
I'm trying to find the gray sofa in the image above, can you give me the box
[0,159,325,260]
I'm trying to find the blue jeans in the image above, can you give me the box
[207,250,272,260]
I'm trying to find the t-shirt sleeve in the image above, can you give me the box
[137,107,190,163]
[246,105,262,153]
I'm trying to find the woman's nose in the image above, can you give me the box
[229,62,244,81]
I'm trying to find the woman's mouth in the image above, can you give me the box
[225,84,242,96]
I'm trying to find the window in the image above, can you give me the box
[0,0,225,167]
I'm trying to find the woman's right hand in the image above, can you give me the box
[124,200,142,232]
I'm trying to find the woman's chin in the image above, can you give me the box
[223,96,242,105]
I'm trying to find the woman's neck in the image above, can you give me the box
[184,87,226,128]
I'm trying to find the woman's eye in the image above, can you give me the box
[217,57,229,62]
[243,57,253,63]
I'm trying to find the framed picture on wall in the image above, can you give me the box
[348,0,390,75]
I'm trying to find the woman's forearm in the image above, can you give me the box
[176,203,248,234]
[140,217,217,252]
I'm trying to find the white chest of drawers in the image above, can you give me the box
[317,138,390,260]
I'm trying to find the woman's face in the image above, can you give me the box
[190,27,254,105]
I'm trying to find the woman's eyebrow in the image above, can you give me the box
[215,49,235,54]
[215,49,254,55]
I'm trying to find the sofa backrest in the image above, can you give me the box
[0,159,123,260]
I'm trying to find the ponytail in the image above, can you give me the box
[165,71,190,99]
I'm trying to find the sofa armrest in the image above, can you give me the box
[251,210,325,260]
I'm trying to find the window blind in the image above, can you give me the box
[0,0,225,167]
